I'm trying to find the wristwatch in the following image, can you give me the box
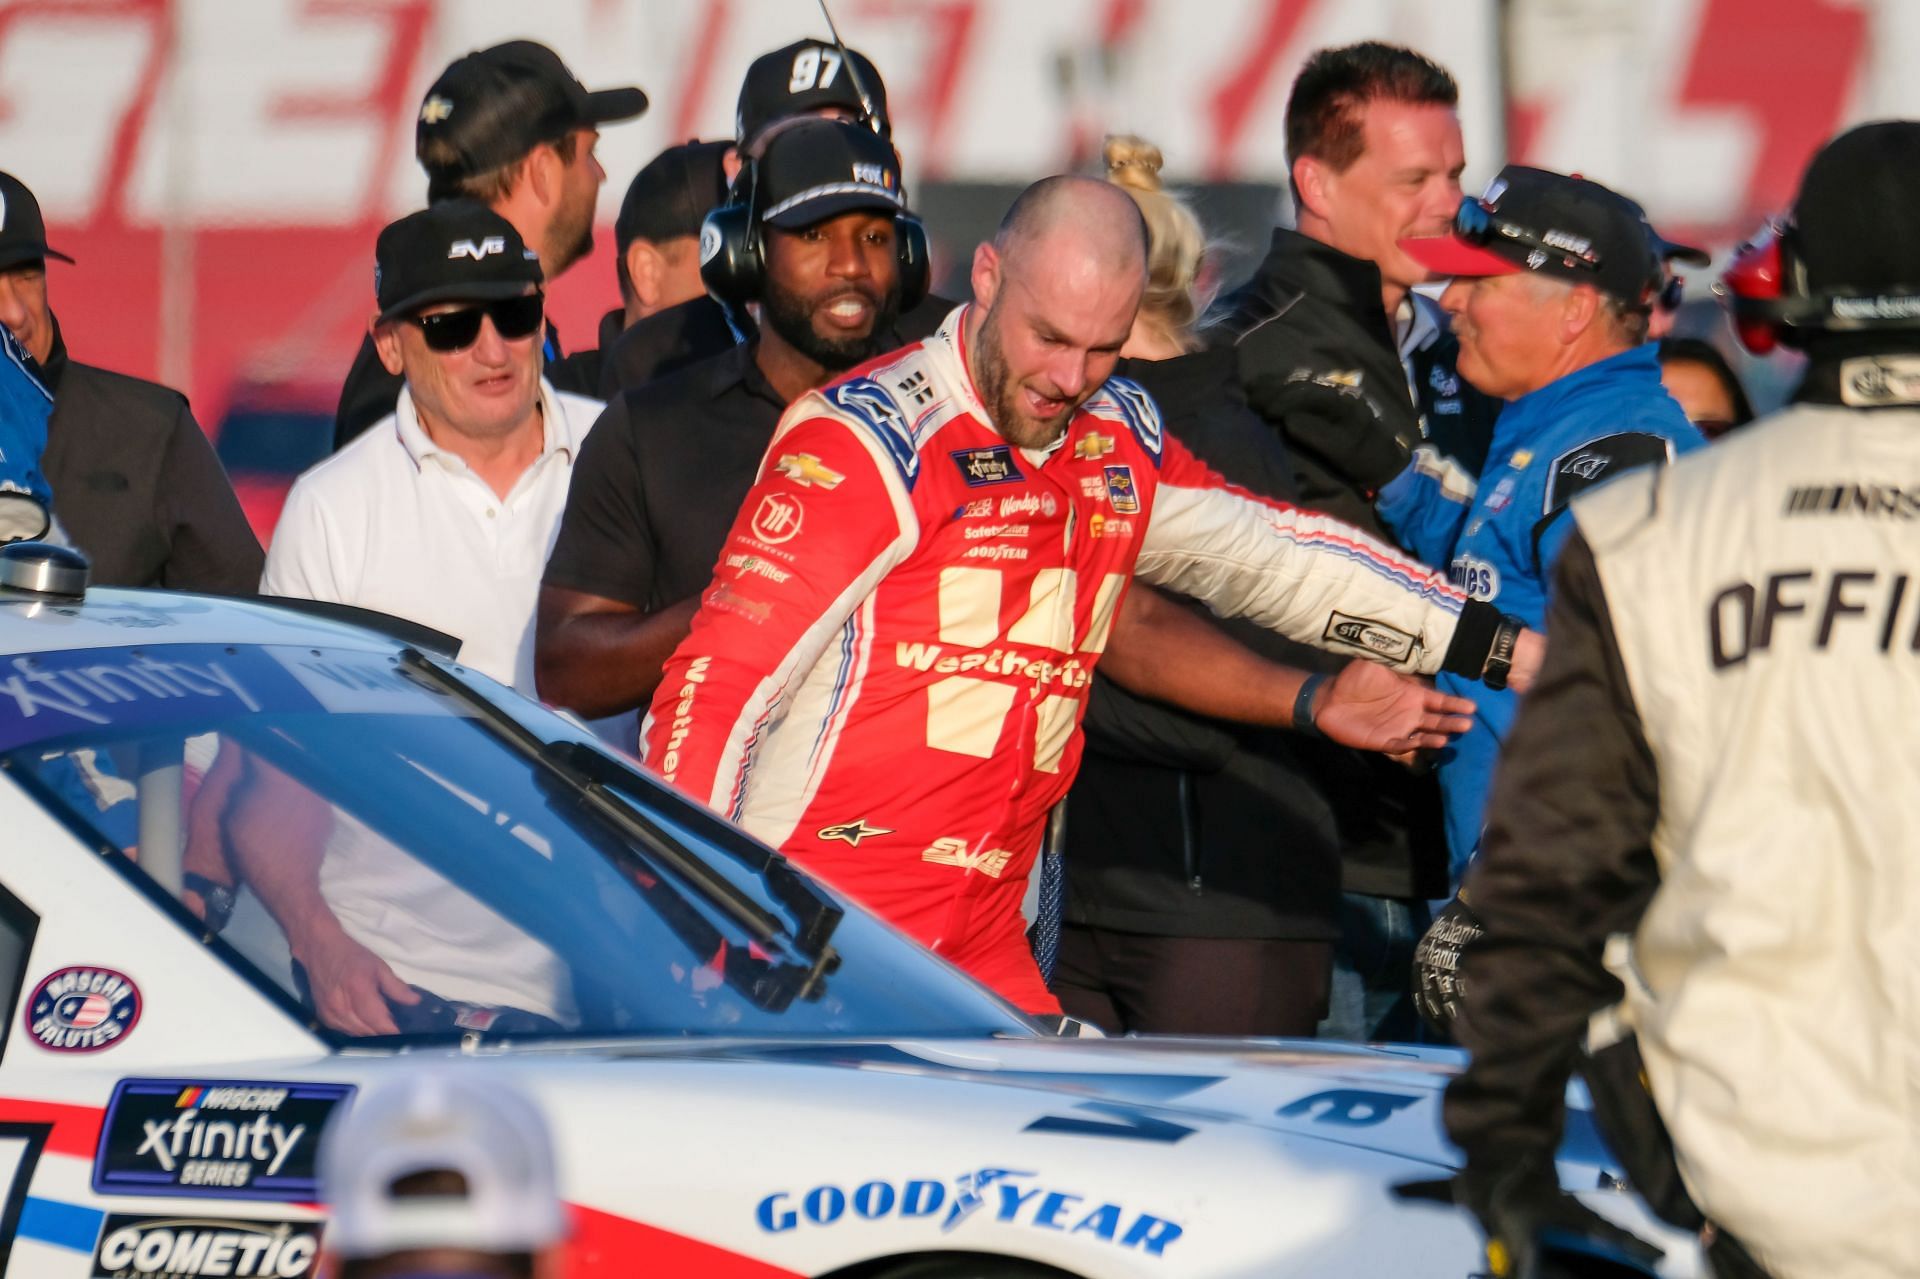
[1482,614,1524,691]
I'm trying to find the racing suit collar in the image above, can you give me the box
[1488,344,1661,452]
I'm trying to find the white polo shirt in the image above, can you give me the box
[262,377,603,693]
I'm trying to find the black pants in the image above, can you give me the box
[1049,922,1332,1036]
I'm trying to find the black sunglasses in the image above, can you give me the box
[1453,198,1603,273]
[407,294,545,353]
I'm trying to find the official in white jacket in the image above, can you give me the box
[1442,122,1920,1279]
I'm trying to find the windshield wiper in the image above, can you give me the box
[397,650,841,1002]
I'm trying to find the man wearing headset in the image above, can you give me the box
[537,118,924,723]
[1434,122,1920,1279]
[597,37,957,397]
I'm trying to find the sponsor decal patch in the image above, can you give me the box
[817,819,892,847]
[93,1079,353,1201]
[1450,553,1501,602]
[27,967,141,1054]
[921,838,1014,877]
[1101,465,1139,513]
[755,1167,1182,1256]
[91,1213,321,1278]
[1322,612,1416,663]
[749,494,803,544]
[1087,513,1134,539]
[951,446,1022,487]
[997,492,1056,518]
[774,453,844,489]
[1072,431,1114,460]
[1484,476,1516,513]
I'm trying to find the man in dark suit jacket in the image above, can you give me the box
[0,171,260,594]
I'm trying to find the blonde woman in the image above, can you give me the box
[1050,137,1345,1036]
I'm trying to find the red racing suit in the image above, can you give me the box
[642,308,1489,1012]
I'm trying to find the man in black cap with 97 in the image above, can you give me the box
[598,36,954,397]
[332,40,646,450]
[0,170,261,592]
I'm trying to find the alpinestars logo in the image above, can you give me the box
[817,819,893,846]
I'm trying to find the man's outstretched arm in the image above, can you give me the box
[534,588,699,718]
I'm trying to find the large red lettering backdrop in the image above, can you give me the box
[0,0,1877,430]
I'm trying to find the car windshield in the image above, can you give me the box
[0,641,1029,1043]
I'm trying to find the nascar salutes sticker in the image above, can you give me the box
[91,1213,322,1279]
[26,966,141,1052]
[951,445,1022,487]
[93,1079,353,1201]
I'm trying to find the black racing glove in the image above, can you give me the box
[1262,370,1417,492]
[1397,1156,1665,1279]
[1413,893,1483,1038]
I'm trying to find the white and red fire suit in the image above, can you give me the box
[642,308,1497,1012]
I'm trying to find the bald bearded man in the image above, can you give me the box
[641,177,1535,1012]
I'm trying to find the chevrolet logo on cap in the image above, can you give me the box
[420,95,454,124]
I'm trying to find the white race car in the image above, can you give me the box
[0,546,1694,1279]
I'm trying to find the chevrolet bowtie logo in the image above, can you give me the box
[817,819,893,847]
[420,95,454,124]
[775,452,845,489]
[1073,432,1114,460]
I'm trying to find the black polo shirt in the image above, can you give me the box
[543,341,788,611]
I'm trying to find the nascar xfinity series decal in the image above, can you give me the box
[755,1167,1184,1256]
[93,1081,353,1201]
[26,967,141,1053]
[91,1213,321,1279]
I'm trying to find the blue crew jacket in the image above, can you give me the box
[1376,343,1705,881]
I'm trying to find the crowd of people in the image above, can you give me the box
[1,27,1914,1279]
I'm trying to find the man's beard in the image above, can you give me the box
[546,201,595,276]
[974,300,1075,450]
[762,277,902,371]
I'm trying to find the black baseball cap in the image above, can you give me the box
[374,201,544,322]
[1791,121,1920,299]
[1403,166,1705,306]
[736,38,889,149]
[0,173,74,271]
[417,40,647,184]
[616,140,732,249]
[756,118,906,230]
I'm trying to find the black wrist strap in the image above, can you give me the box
[1482,614,1522,691]
[1293,671,1330,737]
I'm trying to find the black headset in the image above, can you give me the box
[698,133,930,309]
